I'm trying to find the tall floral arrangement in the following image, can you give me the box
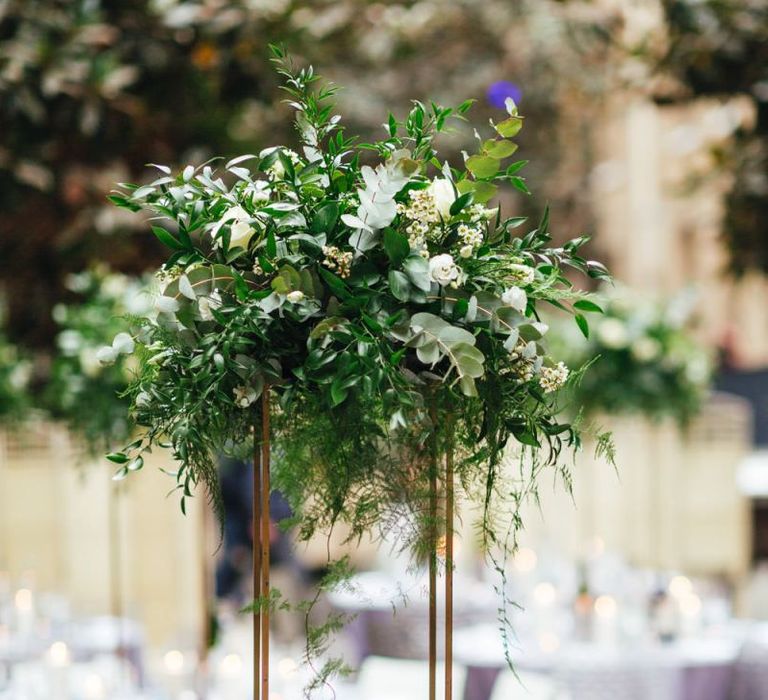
[106,50,613,686]
[559,286,711,425]
[46,267,152,452]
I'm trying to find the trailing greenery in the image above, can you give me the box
[104,50,613,691]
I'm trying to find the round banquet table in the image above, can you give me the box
[454,623,743,700]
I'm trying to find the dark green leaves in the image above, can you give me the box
[575,313,590,338]
[311,202,339,234]
[152,225,185,251]
[573,299,604,314]
[383,228,409,266]
[449,191,474,216]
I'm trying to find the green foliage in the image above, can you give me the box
[0,312,31,422]
[107,55,612,692]
[656,0,768,275]
[44,267,153,452]
[554,285,712,425]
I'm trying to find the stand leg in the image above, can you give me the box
[429,460,437,700]
[253,415,263,700]
[260,390,271,700]
[445,449,454,700]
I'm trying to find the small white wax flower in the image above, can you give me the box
[459,244,474,259]
[428,254,460,287]
[286,290,305,303]
[501,286,527,312]
[539,362,570,393]
[509,263,535,286]
[155,296,180,314]
[96,346,118,365]
[426,178,456,219]
[112,332,135,355]
[233,386,257,408]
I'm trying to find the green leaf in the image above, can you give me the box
[310,202,339,234]
[266,228,277,258]
[495,116,523,138]
[573,299,604,314]
[472,181,498,204]
[402,255,431,292]
[383,228,410,266]
[330,378,349,407]
[152,226,185,250]
[449,191,474,216]
[127,456,144,472]
[388,270,412,301]
[510,177,531,195]
[483,139,518,159]
[106,452,129,464]
[318,267,351,299]
[505,160,529,176]
[388,113,398,137]
[575,313,590,339]
[466,155,500,179]
[459,375,478,397]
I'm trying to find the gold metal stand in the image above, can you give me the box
[253,390,271,700]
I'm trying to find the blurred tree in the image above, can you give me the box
[0,0,632,349]
[655,0,768,275]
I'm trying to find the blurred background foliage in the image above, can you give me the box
[0,0,764,353]
[0,0,638,351]
[655,0,768,276]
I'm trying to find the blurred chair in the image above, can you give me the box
[553,658,680,700]
[731,624,768,700]
[357,655,466,700]
[490,670,570,700]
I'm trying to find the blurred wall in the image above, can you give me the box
[0,422,208,649]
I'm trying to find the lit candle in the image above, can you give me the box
[277,656,301,697]
[163,649,187,699]
[218,653,245,700]
[83,673,106,700]
[47,641,71,700]
[593,595,619,646]
[14,588,34,638]
[678,593,702,637]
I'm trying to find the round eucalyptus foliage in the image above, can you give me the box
[106,50,612,551]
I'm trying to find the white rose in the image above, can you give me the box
[286,290,305,303]
[459,244,474,259]
[249,180,270,204]
[233,385,258,408]
[501,286,527,312]
[428,254,460,287]
[427,178,456,219]
[198,289,222,322]
[230,219,255,248]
